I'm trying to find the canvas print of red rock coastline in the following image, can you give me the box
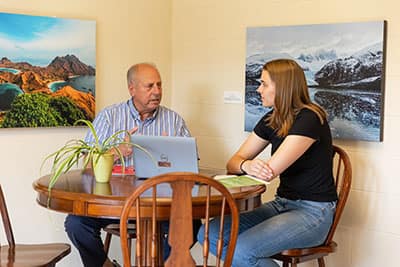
[0,12,96,128]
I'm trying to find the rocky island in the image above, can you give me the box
[0,55,95,127]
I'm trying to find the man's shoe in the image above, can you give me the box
[112,259,121,267]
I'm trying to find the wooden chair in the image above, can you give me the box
[104,168,230,257]
[103,222,137,258]
[271,144,352,267]
[0,184,71,266]
[119,172,239,267]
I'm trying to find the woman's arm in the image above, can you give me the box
[227,133,315,181]
[265,135,315,180]
[226,132,270,176]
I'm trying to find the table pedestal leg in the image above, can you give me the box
[164,181,196,267]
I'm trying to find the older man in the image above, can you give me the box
[65,63,199,267]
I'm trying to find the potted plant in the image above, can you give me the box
[42,119,153,194]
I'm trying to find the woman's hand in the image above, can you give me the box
[242,159,275,181]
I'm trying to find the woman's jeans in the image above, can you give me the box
[197,196,336,267]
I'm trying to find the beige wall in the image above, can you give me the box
[0,0,171,266]
[172,0,400,266]
[1,0,400,266]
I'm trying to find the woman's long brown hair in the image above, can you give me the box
[263,59,327,137]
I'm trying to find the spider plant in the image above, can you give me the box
[42,119,154,195]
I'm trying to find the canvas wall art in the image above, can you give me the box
[245,21,386,142]
[0,12,96,128]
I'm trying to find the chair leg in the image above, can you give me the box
[128,238,132,259]
[318,257,325,267]
[104,233,112,255]
[104,235,133,259]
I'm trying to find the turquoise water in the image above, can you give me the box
[0,83,23,110]
[0,83,23,94]
[48,75,95,95]
[0,67,20,74]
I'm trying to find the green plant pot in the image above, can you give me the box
[93,182,112,195]
[93,153,114,183]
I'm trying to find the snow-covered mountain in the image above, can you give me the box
[297,49,338,71]
[296,49,337,74]
[297,49,337,63]
[245,49,337,86]
[296,49,338,86]
[246,42,383,91]
[314,43,383,90]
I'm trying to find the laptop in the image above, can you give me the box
[131,135,199,178]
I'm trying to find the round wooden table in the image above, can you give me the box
[33,169,266,265]
[33,169,265,219]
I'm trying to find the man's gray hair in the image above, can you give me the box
[127,62,157,86]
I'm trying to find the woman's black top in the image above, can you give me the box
[254,108,338,202]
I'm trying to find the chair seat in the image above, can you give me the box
[103,223,137,259]
[104,223,137,236]
[0,243,71,266]
[280,241,337,256]
[272,241,337,263]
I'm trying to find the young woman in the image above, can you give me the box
[198,59,338,267]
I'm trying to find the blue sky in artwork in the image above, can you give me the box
[0,13,57,41]
[0,12,96,67]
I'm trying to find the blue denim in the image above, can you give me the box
[65,215,201,266]
[197,196,336,267]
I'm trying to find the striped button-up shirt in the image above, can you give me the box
[85,98,191,166]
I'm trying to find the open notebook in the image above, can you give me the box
[131,135,199,178]
[214,174,270,188]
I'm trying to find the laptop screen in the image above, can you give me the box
[131,135,199,178]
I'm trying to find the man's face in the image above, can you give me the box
[129,66,162,115]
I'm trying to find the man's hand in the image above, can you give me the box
[113,127,138,160]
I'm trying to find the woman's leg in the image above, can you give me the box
[64,215,119,267]
[232,198,336,267]
[197,198,283,258]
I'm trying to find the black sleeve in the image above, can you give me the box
[288,109,323,141]
[253,110,274,141]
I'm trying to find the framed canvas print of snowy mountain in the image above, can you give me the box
[0,12,96,128]
[245,21,387,142]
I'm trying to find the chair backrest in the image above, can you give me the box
[324,145,352,244]
[0,184,15,248]
[119,172,239,267]
[1,184,71,267]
